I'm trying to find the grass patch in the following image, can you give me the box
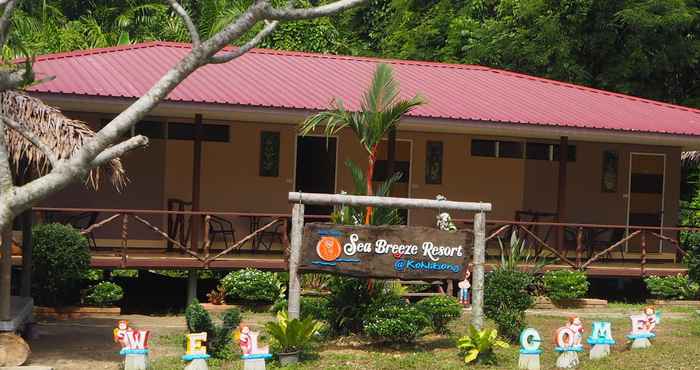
[143,311,700,370]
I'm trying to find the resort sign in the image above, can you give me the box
[299,223,470,279]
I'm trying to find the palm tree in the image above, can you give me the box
[299,64,425,224]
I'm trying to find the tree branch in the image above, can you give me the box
[1,115,59,168]
[208,21,279,64]
[166,0,201,47]
[0,0,17,48]
[0,119,13,193]
[92,135,149,167]
[263,0,366,21]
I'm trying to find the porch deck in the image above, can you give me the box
[11,248,688,277]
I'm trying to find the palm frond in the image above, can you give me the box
[0,91,127,190]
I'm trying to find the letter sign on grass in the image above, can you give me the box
[300,223,470,279]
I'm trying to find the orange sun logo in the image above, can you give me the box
[316,236,342,261]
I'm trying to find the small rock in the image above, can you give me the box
[589,344,611,360]
[630,338,652,349]
[124,353,148,370]
[184,358,209,370]
[556,351,579,369]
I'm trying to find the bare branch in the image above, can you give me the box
[0,67,26,92]
[166,0,201,47]
[208,21,279,64]
[263,0,366,21]
[0,0,17,48]
[92,135,149,167]
[1,115,59,168]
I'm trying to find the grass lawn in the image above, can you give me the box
[146,310,700,370]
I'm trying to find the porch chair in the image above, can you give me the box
[208,215,237,251]
[253,217,285,252]
[45,211,99,249]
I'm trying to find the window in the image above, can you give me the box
[526,143,550,160]
[168,123,229,142]
[552,144,577,162]
[499,141,524,158]
[471,139,497,157]
[135,121,165,139]
[259,131,280,177]
[373,160,410,183]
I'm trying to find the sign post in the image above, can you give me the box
[287,192,491,329]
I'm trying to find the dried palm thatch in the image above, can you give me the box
[682,151,700,170]
[0,90,126,190]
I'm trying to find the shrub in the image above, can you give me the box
[457,325,509,365]
[543,269,589,301]
[85,281,123,307]
[415,295,462,334]
[32,223,91,307]
[265,311,324,354]
[484,269,534,342]
[645,274,700,300]
[326,276,373,335]
[362,300,429,343]
[184,300,241,359]
[271,296,329,321]
[221,268,281,304]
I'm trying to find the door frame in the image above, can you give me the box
[625,152,666,252]
[292,134,339,195]
[380,137,414,224]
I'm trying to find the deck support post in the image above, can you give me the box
[287,203,304,320]
[556,136,568,253]
[186,269,198,306]
[20,210,32,297]
[471,211,486,330]
[0,226,11,321]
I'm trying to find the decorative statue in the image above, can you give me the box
[236,326,271,370]
[627,306,661,349]
[113,320,150,370]
[518,328,542,370]
[183,332,210,370]
[553,316,584,369]
[587,321,615,359]
[458,267,471,306]
[435,195,457,232]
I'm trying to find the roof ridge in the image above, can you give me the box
[482,68,700,116]
[31,41,171,62]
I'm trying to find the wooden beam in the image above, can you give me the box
[556,136,568,253]
[471,212,486,330]
[191,114,203,251]
[287,203,305,320]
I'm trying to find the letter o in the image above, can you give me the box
[556,327,575,348]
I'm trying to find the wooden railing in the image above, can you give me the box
[456,218,698,276]
[33,207,294,268]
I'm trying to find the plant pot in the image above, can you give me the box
[278,351,300,366]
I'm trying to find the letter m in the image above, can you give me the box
[591,321,612,340]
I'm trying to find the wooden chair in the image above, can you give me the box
[254,217,284,252]
[208,215,237,250]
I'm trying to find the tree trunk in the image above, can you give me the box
[0,332,30,366]
[364,149,376,225]
[0,226,11,321]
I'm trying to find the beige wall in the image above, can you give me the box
[38,112,682,234]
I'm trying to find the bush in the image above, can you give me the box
[221,268,282,304]
[415,295,462,334]
[85,281,123,307]
[457,325,509,365]
[326,276,373,335]
[32,223,91,307]
[645,274,700,300]
[184,300,241,359]
[543,269,589,301]
[272,297,330,321]
[363,301,429,343]
[484,269,534,342]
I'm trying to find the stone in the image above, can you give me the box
[589,344,611,360]
[0,333,30,367]
[630,338,652,349]
[555,351,579,369]
[243,358,267,370]
[184,358,209,370]
[124,353,148,370]
[518,353,541,370]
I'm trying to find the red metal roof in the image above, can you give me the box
[26,41,700,136]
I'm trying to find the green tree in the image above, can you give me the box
[299,64,424,224]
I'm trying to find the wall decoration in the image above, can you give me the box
[237,326,271,370]
[587,321,615,359]
[601,150,618,192]
[554,316,583,369]
[113,320,150,370]
[425,141,443,184]
[627,306,660,349]
[300,223,469,280]
[259,131,280,177]
[518,328,542,370]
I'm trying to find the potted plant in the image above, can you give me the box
[265,311,323,366]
